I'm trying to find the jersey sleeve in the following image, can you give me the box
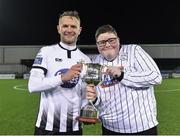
[32,47,48,72]
[28,47,63,93]
[121,45,162,88]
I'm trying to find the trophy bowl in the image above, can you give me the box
[82,63,103,85]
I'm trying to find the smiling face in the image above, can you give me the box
[96,32,120,61]
[57,16,82,45]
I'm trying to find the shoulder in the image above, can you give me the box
[121,44,142,51]
[38,44,58,54]
[77,49,91,62]
[121,44,140,48]
[40,44,58,50]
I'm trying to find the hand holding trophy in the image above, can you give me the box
[76,62,106,124]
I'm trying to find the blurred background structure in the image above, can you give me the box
[1,0,180,78]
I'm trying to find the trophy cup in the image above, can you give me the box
[76,63,105,124]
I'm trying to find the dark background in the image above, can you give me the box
[0,0,180,45]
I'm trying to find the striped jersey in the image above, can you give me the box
[28,42,91,132]
[94,44,162,133]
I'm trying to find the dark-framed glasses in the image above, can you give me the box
[96,37,118,48]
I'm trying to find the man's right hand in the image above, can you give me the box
[61,64,82,82]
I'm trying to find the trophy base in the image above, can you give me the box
[76,116,99,124]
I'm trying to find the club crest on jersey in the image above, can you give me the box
[55,68,79,88]
[34,57,43,64]
[100,74,118,88]
[120,53,128,61]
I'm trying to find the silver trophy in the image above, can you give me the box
[76,63,106,124]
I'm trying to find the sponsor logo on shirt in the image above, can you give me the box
[34,57,43,64]
[55,68,79,88]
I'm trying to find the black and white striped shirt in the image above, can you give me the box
[28,42,91,132]
[94,44,162,133]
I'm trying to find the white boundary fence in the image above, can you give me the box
[1,44,180,75]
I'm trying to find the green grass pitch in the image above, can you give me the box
[0,78,180,135]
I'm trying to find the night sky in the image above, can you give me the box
[0,0,180,45]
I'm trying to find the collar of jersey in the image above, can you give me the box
[58,42,77,51]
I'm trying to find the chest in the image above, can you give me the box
[46,50,85,76]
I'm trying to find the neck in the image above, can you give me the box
[60,42,77,50]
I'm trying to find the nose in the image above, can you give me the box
[104,41,111,47]
[67,26,72,31]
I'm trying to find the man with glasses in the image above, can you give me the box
[86,24,162,135]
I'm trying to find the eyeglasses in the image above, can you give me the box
[96,37,118,48]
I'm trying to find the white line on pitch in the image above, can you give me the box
[155,89,180,93]
[13,84,28,91]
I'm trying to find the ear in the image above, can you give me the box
[117,37,120,43]
[57,25,60,34]
[78,26,82,35]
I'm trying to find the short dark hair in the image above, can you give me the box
[95,24,118,40]
[59,10,80,23]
